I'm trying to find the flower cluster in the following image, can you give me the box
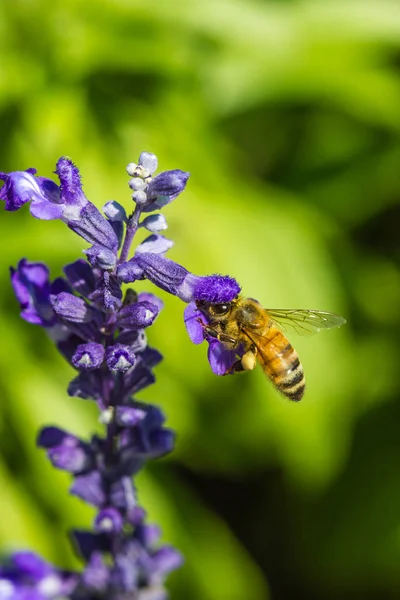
[0,152,241,599]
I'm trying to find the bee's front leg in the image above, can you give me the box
[196,318,238,348]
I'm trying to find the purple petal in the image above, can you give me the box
[72,531,110,561]
[138,293,164,312]
[150,546,184,575]
[122,364,155,397]
[147,429,175,458]
[82,552,109,592]
[184,302,205,344]
[111,547,140,592]
[37,427,91,473]
[63,259,96,297]
[140,347,163,369]
[116,406,147,427]
[30,199,64,220]
[127,506,146,527]
[10,260,54,326]
[135,524,161,548]
[71,471,106,507]
[109,476,137,511]
[11,552,53,580]
[67,371,105,404]
[117,329,147,350]
[0,170,60,213]
[37,426,76,449]
[207,339,237,376]
[47,443,90,473]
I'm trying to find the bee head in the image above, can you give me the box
[196,299,233,321]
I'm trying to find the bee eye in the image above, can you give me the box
[212,303,230,315]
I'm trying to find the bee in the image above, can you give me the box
[196,297,346,401]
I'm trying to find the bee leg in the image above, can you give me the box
[224,359,245,375]
[224,346,257,375]
[196,319,238,347]
[204,328,238,346]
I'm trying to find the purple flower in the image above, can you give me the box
[37,427,94,474]
[0,168,61,214]
[119,252,240,306]
[1,150,244,599]
[1,158,119,259]
[10,259,55,326]
[184,302,238,375]
[0,552,77,599]
[127,154,189,213]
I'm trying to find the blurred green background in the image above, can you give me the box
[1,0,400,598]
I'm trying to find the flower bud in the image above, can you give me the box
[72,343,105,370]
[138,151,158,175]
[132,190,148,204]
[95,507,123,533]
[140,213,168,233]
[50,292,93,323]
[106,344,136,372]
[129,177,146,192]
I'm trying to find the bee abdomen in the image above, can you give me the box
[265,334,306,401]
[272,352,305,401]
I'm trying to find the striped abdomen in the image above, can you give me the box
[250,325,306,401]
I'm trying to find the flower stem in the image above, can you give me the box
[119,204,142,263]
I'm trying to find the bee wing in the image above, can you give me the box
[265,309,346,336]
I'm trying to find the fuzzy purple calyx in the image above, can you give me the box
[193,274,241,303]
[146,169,189,201]
[50,292,93,323]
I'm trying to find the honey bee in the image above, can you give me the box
[196,297,346,401]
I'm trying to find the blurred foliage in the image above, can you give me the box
[0,0,400,598]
